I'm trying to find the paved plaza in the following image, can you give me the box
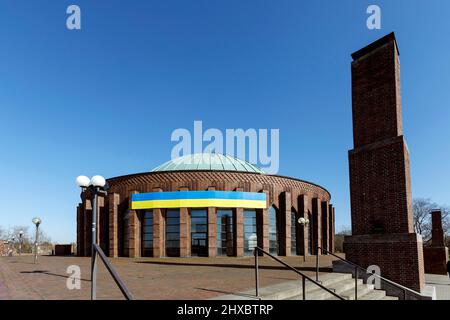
[1,255,448,300]
[0,255,334,300]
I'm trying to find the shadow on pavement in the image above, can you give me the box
[195,287,258,298]
[20,270,91,282]
[135,260,332,272]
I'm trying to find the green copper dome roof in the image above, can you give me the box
[152,153,264,174]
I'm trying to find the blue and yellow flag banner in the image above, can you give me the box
[131,191,267,210]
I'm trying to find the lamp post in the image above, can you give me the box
[299,214,318,281]
[11,237,15,255]
[6,240,9,256]
[6,239,12,256]
[32,217,41,263]
[298,217,310,262]
[19,230,23,256]
[76,175,107,300]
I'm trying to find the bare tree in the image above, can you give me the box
[413,198,436,239]
[413,198,450,242]
[336,226,352,236]
[11,226,30,241]
[37,229,52,245]
[441,206,450,231]
[334,226,352,253]
[0,225,53,254]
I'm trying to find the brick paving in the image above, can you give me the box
[0,254,337,300]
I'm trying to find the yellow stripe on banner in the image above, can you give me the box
[132,199,266,210]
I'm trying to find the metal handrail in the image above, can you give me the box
[253,247,344,300]
[93,244,134,300]
[316,246,421,300]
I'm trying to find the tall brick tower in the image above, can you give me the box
[423,210,449,275]
[345,33,425,292]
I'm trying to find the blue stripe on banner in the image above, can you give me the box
[132,191,266,202]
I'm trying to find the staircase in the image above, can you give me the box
[286,273,398,300]
[212,272,398,300]
[213,247,412,300]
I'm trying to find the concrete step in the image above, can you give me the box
[257,281,305,300]
[211,273,352,300]
[335,282,375,300]
[210,271,397,301]
[249,273,354,300]
[357,290,386,300]
[280,273,353,300]
[312,272,353,287]
[381,295,399,300]
[289,277,365,300]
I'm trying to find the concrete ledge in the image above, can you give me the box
[421,285,436,300]
[344,232,422,244]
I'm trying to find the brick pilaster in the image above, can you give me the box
[321,201,329,254]
[84,199,92,256]
[279,191,292,256]
[329,205,335,253]
[207,187,217,257]
[152,188,165,257]
[97,196,105,250]
[76,204,84,256]
[108,193,120,258]
[127,191,140,258]
[297,194,309,256]
[312,197,322,255]
[179,187,190,257]
[257,190,270,252]
[235,187,244,257]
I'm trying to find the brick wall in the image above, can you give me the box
[349,136,413,235]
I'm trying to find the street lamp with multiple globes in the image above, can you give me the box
[298,217,310,262]
[7,237,15,256]
[32,217,41,264]
[5,239,10,256]
[76,175,107,300]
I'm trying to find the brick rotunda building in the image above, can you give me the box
[76,153,335,258]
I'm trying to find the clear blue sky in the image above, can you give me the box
[0,1,449,243]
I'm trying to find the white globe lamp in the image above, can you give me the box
[90,175,106,188]
[76,175,90,188]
